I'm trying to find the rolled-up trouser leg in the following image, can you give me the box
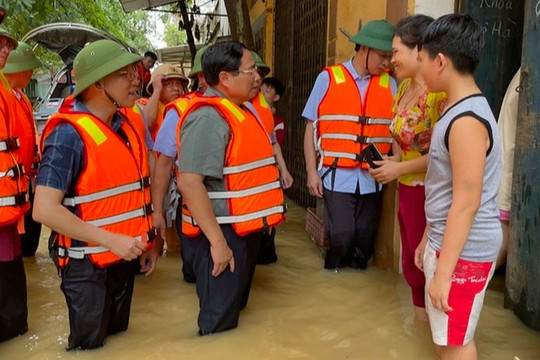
[0,255,28,342]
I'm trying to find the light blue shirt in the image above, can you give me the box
[301,59,397,194]
[153,107,180,159]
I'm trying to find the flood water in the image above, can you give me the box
[1,202,540,360]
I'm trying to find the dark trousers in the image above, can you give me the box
[257,227,278,264]
[20,191,42,257]
[175,205,196,283]
[60,258,137,350]
[182,225,260,334]
[323,188,382,269]
[0,255,28,342]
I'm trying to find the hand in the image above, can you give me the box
[368,159,402,184]
[306,170,323,198]
[152,74,165,93]
[139,247,159,276]
[210,239,235,277]
[153,212,167,240]
[280,169,294,189]
[428,272,453,313]
[414,233,428,271]
[107,233,147,261]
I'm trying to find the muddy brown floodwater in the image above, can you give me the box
[1,203,539,360]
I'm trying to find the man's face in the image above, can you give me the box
[261,83,277,106]
[101,64,140,108]
[142,55,156,70]
[0,35,15,69]
[418,49,440,93]
[160,78,184,103]
[362,46,392,75]
[227,49,260,103]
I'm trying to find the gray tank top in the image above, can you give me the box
[425,94,502,262]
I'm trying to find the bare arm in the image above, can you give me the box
[272,142,293,189]
[428,116,489,312]
[369,153,428,184]
[33,185,147,260]
[142,74,164,131]
[303,122,323,198]
[151,154,175,241]
[177,172,235,277]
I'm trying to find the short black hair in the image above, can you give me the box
[144,51,157,60]
[394,14,434,49]
[418,14,484,74]
[262,77,285,96]
[202,41,246,86]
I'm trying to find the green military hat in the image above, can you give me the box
[3,42,42,74]
[72,39,142,97]
[0,27,18,50]
[250,51,270,77]
[349,19,394,53]
[188,44,210,78]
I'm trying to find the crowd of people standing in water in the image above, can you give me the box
[1,5,510,359]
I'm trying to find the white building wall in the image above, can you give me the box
[414,0,455,17]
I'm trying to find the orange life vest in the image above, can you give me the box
[250,92,275,136]
[41,111,155,268]
[176,96,286,237]
[0,73,29,226]
[136,97,165,141]
[120,103,148,143]
[12,89,39,177]
[315,64,394,170]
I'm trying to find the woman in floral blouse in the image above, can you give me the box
[369,14,446,322]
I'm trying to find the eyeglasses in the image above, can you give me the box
[232,65,258,76]
[117,65,139,81]
[0,37,15,52]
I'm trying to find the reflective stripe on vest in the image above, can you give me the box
[183,204,287,227]
[87,203,153,227]
[0,192,29,207]
[315,64,394,170]
[62,177,150,206]
[0,137,20,151]
[223,156,276,175]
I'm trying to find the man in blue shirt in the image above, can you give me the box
[303,20,396,271]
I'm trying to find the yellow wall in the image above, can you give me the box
[249,0,274,74]
[327,0,388,65]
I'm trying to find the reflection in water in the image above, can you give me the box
[1,203,539,359]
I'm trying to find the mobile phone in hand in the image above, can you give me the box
[361,143,384,169]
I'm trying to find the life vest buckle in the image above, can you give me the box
[143,203,154,217]
[57,246,68,259]
[0,137,20,151]
[357,116,369,125]
[356,135,368,144]
[147,227,157,242]
[140,176,151,188]
[14,192,29,205]
[7,163,25,179]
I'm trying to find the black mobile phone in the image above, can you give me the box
[361,143,384,169]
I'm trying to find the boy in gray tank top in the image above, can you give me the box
[415,14,502,360]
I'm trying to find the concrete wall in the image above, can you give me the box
[413,0,456,17]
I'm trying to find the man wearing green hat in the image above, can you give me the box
[4,42,43,258]
[302,19,397,271]
[33,39,159,350]
[0,22,32,344]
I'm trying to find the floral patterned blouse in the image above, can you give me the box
[390,78,447,186]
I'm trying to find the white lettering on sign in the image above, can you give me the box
[483,20,514,38]
[480,0,514,9]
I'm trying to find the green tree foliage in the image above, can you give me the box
[163,20,187,47]
[0,0,153,70]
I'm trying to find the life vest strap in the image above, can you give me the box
[57,228,156,260]
[222,156,276,175]
[0,163,25,179]
[0,137,20,151]
[0,192,29,207]
[207,180,281,199]
[322,150,362,162]
[320,133,393,144]
[87,203,153,227]
[62,176,151,207]
[318,114,392,125]
[183,204,287,226]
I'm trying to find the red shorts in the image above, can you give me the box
[423,244,495,346]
